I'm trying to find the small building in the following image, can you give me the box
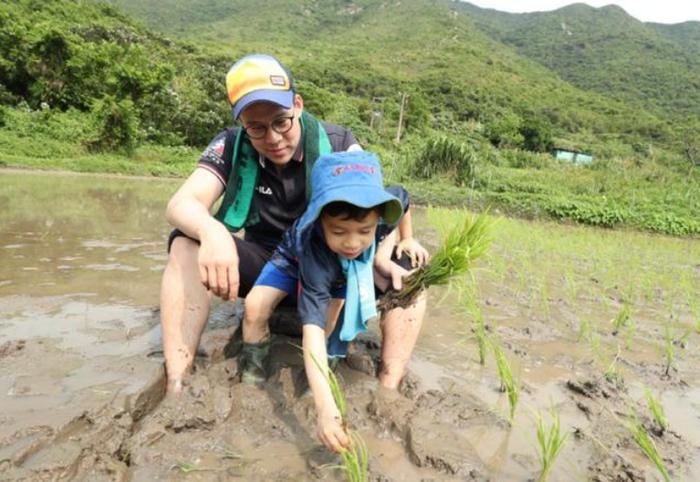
[551,147,593,165]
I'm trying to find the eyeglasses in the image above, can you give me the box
[242,114,295,139]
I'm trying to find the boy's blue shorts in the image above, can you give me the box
[255,262,346,300]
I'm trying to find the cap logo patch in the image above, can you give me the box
[332,165,376,176]
[269,75,286,86]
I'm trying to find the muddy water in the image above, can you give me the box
[1,170,699,481]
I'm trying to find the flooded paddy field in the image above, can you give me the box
[1,170,698,481]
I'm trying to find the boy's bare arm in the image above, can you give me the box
[302,324,350,453]
[395,208,429,268]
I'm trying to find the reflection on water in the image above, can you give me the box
[0,170,177,450]
[0,170,178,304]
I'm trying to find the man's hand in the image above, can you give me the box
[396,237,429,268]
[317,407,350,453]
[197,220,240,300]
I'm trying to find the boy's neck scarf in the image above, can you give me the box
[327,242,378,357]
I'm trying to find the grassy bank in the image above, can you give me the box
[2,107,698,237]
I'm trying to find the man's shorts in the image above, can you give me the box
[167,228,273,299]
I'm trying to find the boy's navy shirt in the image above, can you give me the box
[268,185,410,329]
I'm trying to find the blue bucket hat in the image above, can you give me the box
[296,151,403,234]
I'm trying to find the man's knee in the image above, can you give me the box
[167,236,200,273]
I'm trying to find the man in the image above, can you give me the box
[160,54,361,393]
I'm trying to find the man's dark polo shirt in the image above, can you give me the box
[197,123,358,250]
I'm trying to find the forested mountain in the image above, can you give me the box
[103,0,679,154]
[649,21,700,58]
[456,2,700,119]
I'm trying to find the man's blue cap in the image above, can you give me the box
[297,151,403,233]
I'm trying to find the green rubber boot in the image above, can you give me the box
[239,338,271,385]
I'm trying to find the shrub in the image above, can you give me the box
[88,95,140,152]
[415,136,476,185]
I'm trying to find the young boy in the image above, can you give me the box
[241,151,427,453]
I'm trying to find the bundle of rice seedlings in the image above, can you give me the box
[378,211,492,312]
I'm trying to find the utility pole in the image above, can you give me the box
[395,92,409,143]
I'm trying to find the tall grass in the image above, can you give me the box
[535,405,568,482]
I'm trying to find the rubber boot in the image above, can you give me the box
[239,338,271,385]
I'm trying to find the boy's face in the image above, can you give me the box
[239,94,304,166]
[320,210,380,260]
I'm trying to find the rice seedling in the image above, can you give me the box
[623,317,636,349]
[628,410,671,482]
[535,405,568,482]
[465,290,489,365]
[589,332,602,360]
[493,341,519,421]
[662,324,675,377]
[577,319,592,342]
[309,353,368,482]
[378,210,493,311]
[643,388,668,434]
[611,303,631,335]
[603,346,624,389]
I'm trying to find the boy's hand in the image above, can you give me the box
[396,237,429,268]
[317,407,350,453]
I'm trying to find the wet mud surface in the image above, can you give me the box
[1,170,699,481]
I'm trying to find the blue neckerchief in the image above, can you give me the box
[327,242,377,357]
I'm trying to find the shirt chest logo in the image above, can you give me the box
[255,185,272,195]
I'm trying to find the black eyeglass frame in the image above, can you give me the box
[241,114,296,139]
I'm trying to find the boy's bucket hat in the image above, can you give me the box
[297,151,403,233]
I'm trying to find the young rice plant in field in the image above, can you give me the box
[465,290,489,365]
[603,346,624,388]
[493,342,519,420]
[309,354,368,482]
[628,410,671,482]
[644,388,668,434]
[662,324,675,377]
[611,303,631,335]
[535,405,568,482]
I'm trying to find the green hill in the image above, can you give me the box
[456,2,700,119]
[1,0,698,235]
[649,20,700,58]
[104,0,676,153]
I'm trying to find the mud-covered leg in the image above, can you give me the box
[160,237,211,394]
[378,291,427,389]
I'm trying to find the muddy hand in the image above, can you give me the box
[317,410,350,453]
[396,238,429,268]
